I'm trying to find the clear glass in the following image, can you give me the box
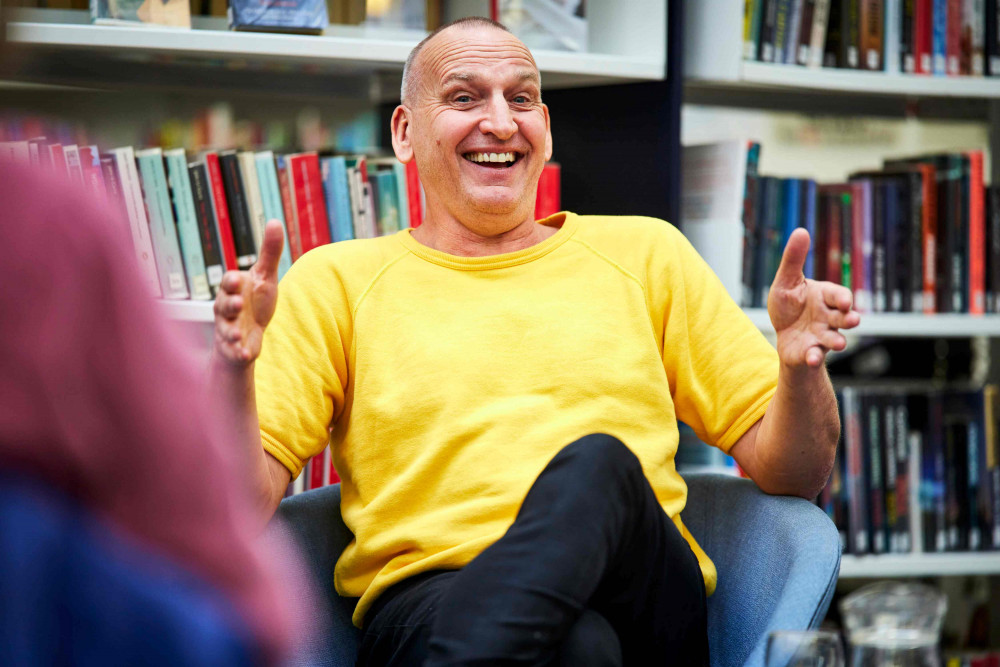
[766,630,846,667]
[839,582,947,667]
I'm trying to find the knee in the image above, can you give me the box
[560,434,643,480]
[557,610,623,667]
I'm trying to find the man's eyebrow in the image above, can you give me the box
[441,69,541,86]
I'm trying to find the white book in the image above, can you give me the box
[237,151,267,254]
[681,140,752,304]
[135,148,189,299]
[972,0,986,76]
[908,431,922,553]
[807,0,831,68]
[164,149,212,300]
[111,147,162,298]
[884,0,901,74]
[0,141,30,165]
[63,145,84,183]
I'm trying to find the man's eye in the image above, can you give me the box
[455,95,472,103]
[513,95,530,104]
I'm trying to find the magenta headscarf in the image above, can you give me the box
[0,161,308,663]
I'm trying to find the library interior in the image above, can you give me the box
[2,0,1000,665]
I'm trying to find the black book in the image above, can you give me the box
[863,392,887,553]
[883,176,903,312]
[843,0,862,68]
[218,150,257,269]
[988,0,1000,75]
[843,387,870,554]
[796,0,818,64]
[928,393,948,552]
[942,397,970,551]
[187,162,225,296]
[882,393,900,552]
[824,0,844,66]
[755,176,779,307]
[741,144,762,307]
[760,0,780,61]
[892,394,912,552]
[902,170,924,313]
[902,0,916,72]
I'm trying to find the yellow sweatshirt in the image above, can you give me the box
[255,212,779,627]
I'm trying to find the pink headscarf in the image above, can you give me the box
[0,161,306,663]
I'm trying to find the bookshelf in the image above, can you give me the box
[840,553,1000,578]
[4,5,665,93]
[744,310,1000,338]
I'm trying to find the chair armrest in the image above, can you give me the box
[275,484,360,666]
[682,473,841,667]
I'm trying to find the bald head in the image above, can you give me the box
[401,17,521,105]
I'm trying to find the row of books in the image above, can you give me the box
[743,0,1000,76]
[946,652,1000,667]
[821,386,1000,556]
[682,141,994,314]
[0,138,424,299]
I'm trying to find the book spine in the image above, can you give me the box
[48,143,67,177]
[276,155,303,261]
[290,153,332,254]
[535,162,562,221]
[845,0,863,67]
[840,188,854,288]
[844,387,870,554]
[919,164,938,312]
[63,145,84,184]
[906,172,923,312]
[203,153,239,272]
[894,397,912,552]
[990,186,1000,312]
[866,393,887,553]
[392,162,411,230]
[988,0,1000,74]
[745,0,761,59]
[99,155,127,220]
[237,151,267,254]
[761,0,780,61]
[902,0,917,71]
[803,180,818,279]
[254,152,294,279]
[973,0,986,74]
[784,0,805,63]
[825,0,844,65]
[967,151,985,314]
[827,187,843,284]
[884,395,899,552]
[797,0,817,63]
[985,386,1000,548]
[136,150,189,299]
[948,0,962,74]
[968,408,983,549]
[218,151,257,269]
[809,0,833,66]
[332,157,356,241]
[962,0,976,73]
[404,160,423,228]
[872,178,888,311]
[164,150,212,300]
[188,162,225,294]
[886,178,903,311]
[931,394,948,551]
[861,179,875,311]
[860,0,886,70]
[742,144,762,307]
[885,0,903,72]
[113,147,162,298]
[933,0,948,74]
[321,157,348,243]
[916,0,934,71]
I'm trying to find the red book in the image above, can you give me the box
[48,143,67,177]
[947,0,961,75]
[850,182,866,311]
[404,160,423,228]
[914,0,932,73]
[967,150,985,314]
[287,152,331,255]
[309,454,324,490]
[203,151,239,272]
[534,162,561,220]
[277,156,303,261]
[78,145,105,195]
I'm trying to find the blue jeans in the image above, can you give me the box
[357,434,710,666]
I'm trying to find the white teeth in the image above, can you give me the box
[464,152,516,163]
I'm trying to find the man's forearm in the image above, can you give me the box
[752,362,840,499]
[207,358,285,519]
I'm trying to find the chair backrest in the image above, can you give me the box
[276,475,842,667]
[681,473,842,667]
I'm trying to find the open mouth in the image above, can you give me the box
[462,151,522,169]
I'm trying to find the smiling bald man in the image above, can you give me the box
[210,16,860,667]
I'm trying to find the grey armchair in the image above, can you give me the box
[276,473,841,667]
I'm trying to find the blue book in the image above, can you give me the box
[254,151,293,280]
[803,179,817,280]
[163,148,212,300]
[135,148,189,299]
[320,157,354,243]
[228,0,328,33]
[883,177,901,312]
[781,178,801,251]
[932,0,947,75]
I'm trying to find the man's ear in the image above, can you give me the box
[542,103,553,162]
[391,105,414,163]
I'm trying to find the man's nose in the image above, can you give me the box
[479,94,517,140]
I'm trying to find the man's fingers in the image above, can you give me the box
[821,283,853,312]
[818,329,847,352]
[214,294,243,321]
[221,270,244,294]
[773,228,810,289]
[824,308,860,330]
[254,220,285,282]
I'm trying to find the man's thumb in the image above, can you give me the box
[256,220,284,281]
[773,227,810,288]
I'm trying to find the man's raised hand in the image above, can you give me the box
[767,228,861,369]
[213,220,284,366]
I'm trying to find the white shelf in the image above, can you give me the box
[840,553,1000,578]
[733,62,1000,99]
[161,299,214,323]
[4,9,665,91]
[744,309,1000,338]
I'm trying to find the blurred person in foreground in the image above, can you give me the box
[213,16,861,667]
[0,126,318,664]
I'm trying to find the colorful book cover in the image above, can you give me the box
[135,148,189,299]
[254,151,294,279]
[202,151,240,272]
[287,152,332,254]
[320,156,355,243]
[932,0,948,74]
[188,161,226,294]
[91,0,191,27]
[277,155,303,261]
[228,0,328,33]
[237,151,268,254]
[164,149,212,300]
[371,169,400,236]
[218,150,258,269]
[111,146,161,297]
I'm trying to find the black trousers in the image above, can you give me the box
[357,434,710,666]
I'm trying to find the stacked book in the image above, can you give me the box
[743,0,1000,76]
[683,140,995,315]
[823,385,1000,556]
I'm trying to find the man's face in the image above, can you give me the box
[393,26,552,231]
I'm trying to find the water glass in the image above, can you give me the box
[766,630,846,667]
